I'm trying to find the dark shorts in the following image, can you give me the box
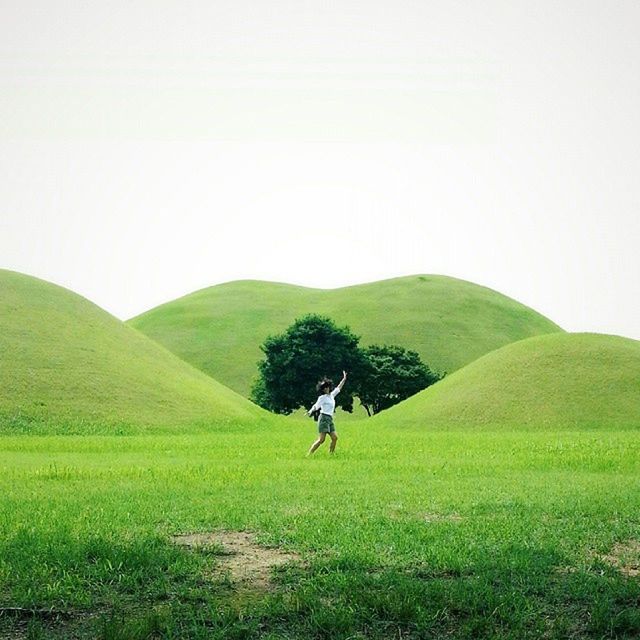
[318,413,335,434]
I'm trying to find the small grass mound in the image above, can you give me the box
[0,270,264,433]
[378,332,640,429]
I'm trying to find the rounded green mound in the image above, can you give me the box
[129,275,563,397]
[0,270,264,432]
[378,333,640,429]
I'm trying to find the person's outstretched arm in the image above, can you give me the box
[307,398,321,416]
[331,371,347,397]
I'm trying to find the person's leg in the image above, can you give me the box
[308,432,326,455]
[329,431,338,453]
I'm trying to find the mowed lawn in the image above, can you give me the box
[1,420,639,639]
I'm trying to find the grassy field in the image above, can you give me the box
[128,276,563,398]
[1,418,639,639]
[1,270,638,638]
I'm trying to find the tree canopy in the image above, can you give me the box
[356,344,442,415]
[251,315,441,416]
[250,314,365,414]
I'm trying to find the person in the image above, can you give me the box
[306,371,347,455]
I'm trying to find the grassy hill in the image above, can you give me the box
[129,275,563,398]
[377,332,640,429]
[0,270,264,432]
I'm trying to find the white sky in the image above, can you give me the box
[1,1,638,339]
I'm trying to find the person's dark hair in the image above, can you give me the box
[316,378,333,393]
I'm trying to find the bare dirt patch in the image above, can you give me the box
[599,539,640,577]
[171,530,301,590]
[554,539,640,578]
[553,565,579,575]
[423,512,464,523]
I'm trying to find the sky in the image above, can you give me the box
[1,1,638,340]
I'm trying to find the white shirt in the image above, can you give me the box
[310,387,340,416]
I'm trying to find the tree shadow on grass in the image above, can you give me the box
[262,545,640,639]
[2,536,639,639]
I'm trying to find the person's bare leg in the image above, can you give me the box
[329,432,338,453]
[308,433,326,455]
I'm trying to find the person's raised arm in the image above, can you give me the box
[331,371,347,397]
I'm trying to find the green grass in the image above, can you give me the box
[128,275,563,399]
[1,420,639,639]
[379,333,640,430]
[2,270,637,637]
[0,270,264,432]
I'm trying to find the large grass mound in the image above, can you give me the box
[129,275,562,397]
[0,270,264,432]
[378,333,640,429]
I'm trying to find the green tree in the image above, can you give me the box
[357,344,441,416]
[251,314,366,414]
